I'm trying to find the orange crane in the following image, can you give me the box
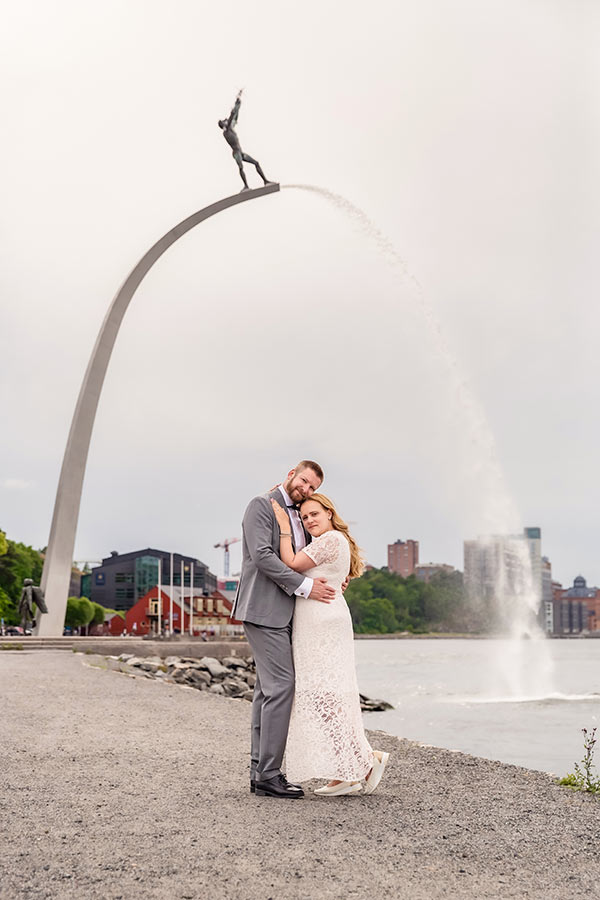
[214,537,241,577]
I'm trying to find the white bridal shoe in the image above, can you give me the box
[364,750,390,795]
[314,781,362,796]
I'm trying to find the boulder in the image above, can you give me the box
[163,656,181,667]
[359,693,394,711]
[186,670,211,686]
[138,661,161,672]
[221,680,248,697]
[123,657,147,668]
[243,673,257,688]
[240,690,254,702]
[222,656,247,669]
[209,684,225,695]
[198,658,229,679]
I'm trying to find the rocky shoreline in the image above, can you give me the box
[94,651,393,712]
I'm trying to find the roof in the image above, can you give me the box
[96,548,210,569]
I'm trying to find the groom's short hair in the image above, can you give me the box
[295,460,324,482]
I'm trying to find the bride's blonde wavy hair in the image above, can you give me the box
[302,493,365,578]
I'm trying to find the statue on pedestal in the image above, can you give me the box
[19,578,48,631]
[218,90,272,190]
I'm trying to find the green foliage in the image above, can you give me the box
[346,567,467,635]
[0,532,43,625]
[90,602,106,626]
[559,727,600,795]
[65,596,95,630]
[1,643,23,651]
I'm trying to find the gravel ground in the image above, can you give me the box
[1,650,599,900]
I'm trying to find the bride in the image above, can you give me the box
[270,493,389,796]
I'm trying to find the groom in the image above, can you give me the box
[233,460,335,799]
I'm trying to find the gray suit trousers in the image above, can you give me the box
[243,620,295,781]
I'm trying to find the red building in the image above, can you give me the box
[387,539,419,577]
[107,585,242,637]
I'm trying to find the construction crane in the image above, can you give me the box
[214,537,241,577]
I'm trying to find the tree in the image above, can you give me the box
[0,533,43,625]
[90,602,106,630]
[65,596,95,632]
[345,566,470,634]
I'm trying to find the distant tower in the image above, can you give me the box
[387,539,419,577]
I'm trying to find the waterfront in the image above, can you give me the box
[356,638,600,775]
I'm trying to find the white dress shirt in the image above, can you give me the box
[277,485,313,599]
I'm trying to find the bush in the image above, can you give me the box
[65,596,95,632]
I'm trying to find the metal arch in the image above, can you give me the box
[37,183,280,636]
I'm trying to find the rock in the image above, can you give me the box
[163,656,181,667]
[240,690,254,701]
[117,653,134,662]
[197,658,229,679]
[138,661,161,672]
[221,680,248,697]
[359,693,394,711]
[194,656,219,668]
[124,657,145,667]
[243,673,257,688]
[186,670,211,686]
[209,684,225,695]
[222,656,247,669]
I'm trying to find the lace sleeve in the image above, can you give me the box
[303,531,343,566]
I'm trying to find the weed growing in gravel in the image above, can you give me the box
[559,727,600,795]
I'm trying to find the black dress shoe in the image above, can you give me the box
[255,774,304,798]
[251,774,300,793]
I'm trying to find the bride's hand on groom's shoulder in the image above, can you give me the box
[269,498,288,528]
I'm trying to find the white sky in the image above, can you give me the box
[1,0,598,586]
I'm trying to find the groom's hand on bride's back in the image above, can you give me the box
[309,578,335,603]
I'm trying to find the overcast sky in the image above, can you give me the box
[1,0,598,586]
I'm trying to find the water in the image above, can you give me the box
[356,639,600,775]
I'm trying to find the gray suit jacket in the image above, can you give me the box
[232,489,309,628]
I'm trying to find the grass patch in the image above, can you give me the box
[1,643,24,651]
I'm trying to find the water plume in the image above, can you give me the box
[283,183,554,697]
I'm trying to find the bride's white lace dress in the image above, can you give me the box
[285,530,373,782]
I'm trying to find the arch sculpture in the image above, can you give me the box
[37,183,280,636]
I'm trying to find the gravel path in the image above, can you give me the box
[1,650,599,899]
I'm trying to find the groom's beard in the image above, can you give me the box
[283,480,306,504]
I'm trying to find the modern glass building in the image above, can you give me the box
[90,548,217,612]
